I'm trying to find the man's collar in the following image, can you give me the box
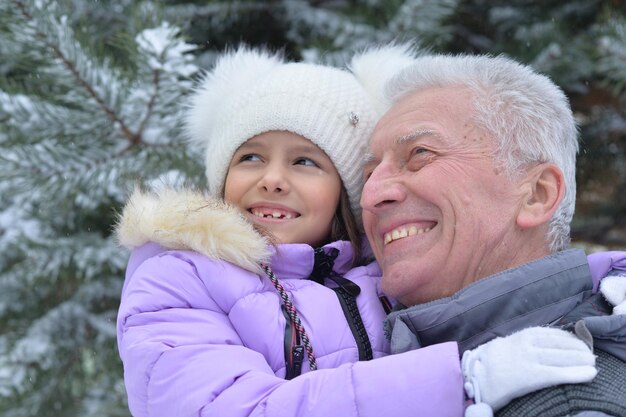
[385,249,593,354]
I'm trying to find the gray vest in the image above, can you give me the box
[385,249,626,416]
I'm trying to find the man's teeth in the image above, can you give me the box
[251,209,294,219]
[383,225,431,245]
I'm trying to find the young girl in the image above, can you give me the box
[115,46,597,417]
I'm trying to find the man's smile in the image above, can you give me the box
[383,224,434,245]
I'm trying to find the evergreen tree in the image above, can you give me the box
[0,1,201,415]
[0,0,624,416]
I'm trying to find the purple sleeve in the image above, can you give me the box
[118,252,464,417]
[587,251,626,292]
[254,343,464,417]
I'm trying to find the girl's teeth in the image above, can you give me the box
[251,209,296,219]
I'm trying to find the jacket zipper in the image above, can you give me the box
[333,285,373,361]
[281,305,304,379]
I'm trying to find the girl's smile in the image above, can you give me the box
[248,203,301,220]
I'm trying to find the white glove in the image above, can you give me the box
[462,327,597,413]
[600,274,626,315]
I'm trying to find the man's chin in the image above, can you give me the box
[381,263,429,304]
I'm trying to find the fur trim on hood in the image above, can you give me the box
[115,187,270,274]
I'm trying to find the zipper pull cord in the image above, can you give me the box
[262,264,318,371]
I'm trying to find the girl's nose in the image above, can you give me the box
[258,163,289,194]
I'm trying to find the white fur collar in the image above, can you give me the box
[115,187,270,273]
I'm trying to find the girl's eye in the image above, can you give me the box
[294,157,318,167]
[240,154,262,162]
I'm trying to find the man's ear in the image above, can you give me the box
[516,163,565,229]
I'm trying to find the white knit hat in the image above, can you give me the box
[184,47,380,226]
[185,44,419,227]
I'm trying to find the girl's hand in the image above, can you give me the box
[600,273,626,315]
[461,327,597,414]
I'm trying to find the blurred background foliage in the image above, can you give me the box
[0,0,624,415]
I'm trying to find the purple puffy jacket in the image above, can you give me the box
[116,188,464,417]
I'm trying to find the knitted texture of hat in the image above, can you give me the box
[184,47,379,226]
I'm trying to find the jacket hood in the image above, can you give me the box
[115,187,271,274]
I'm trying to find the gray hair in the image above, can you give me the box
[386,54,578,252]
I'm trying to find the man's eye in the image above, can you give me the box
[407,147,433,171]
[411,147,429,156]
[294,158,318,167]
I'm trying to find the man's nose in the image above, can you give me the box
[258,163,289,194]
[361,162,405,212]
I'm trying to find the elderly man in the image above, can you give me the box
[360,53,626,416]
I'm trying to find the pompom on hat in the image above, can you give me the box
[184,44,419,226]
